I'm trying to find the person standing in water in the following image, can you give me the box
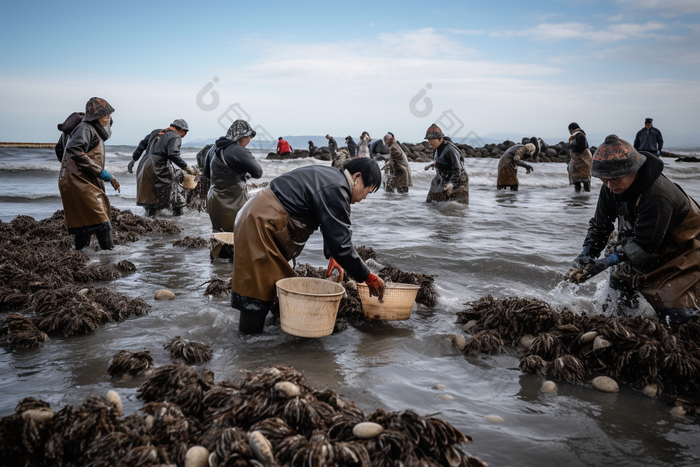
[496,143,535,191]
[424,124,469,203]
[567,122,592,193]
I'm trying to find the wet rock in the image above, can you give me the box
[154,289,175,300]
[439,394,454,401]
[353,421,384,438]
[249,431,275,465]
[671,405,687,417]
[432,383,445,390]
[21,408,54,424]
[275,381,301,398]
[541,381,557,393]
[593,336,612,350]
[106,390,123,416]
[447,334,467,351]
[592,376,619,392]
[520,334,536,349]
[580,331,598,344]
[643,384,659,398]
[462,319,478,332]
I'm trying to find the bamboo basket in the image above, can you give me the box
[358,283,420,320]
[276,277,345,337]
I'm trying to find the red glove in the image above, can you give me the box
[365,273,385,298]
[327,257,344,282]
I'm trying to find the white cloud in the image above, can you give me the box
[617,0,700,15]
[492,21,667,43]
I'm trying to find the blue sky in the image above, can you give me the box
[1,0,699,146]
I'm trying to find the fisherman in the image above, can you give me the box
[570,135,700,325]
[346,135,358,157]
[127,119,196,216]
[58,97,120,250]
[567,122,592,192]
[370,138,390,160]
[634,118,663,156]
[326,134,338,157]
[276,137,293,157]
[423,123,469,203]
[203,119,263,232]
[496,143,535,191]
[308,140,318,157]
[230,158,385,334]
[382,132,412,193]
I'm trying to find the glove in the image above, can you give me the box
[327,257,344,282]
[365,273,385,299]
[444,183,454,195]
[573,245,593,267]
[525,164,534,174]
[127,159,135,174]
[567,252,625,284]
[185,165,197,175]
[99,170,112,182]
[110,177,121,193]
[424,163,434,171]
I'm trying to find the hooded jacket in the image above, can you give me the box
[433,138,465,185]
[270,165,370,282]
[346,137,357,157]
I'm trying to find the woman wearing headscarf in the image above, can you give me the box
[58,97,120,250]
[231,158,385,334]
[203,119,263,232]
[496,143,536,191]
[382,132,412,193]
[567,122,592,193]
[423,124,469,203]
[358,131,371,158]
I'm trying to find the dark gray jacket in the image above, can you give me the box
[634,127,663,153]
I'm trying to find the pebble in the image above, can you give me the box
[439,394,454,401]
[485,415,504,423]
[540,381,557,393]
[580,331,598,344]
[275,381,300,398]
[592,376,619,392]
[106,390,123,417]
[154,289,176,300]
[353,421,384,438]
[346,280,357,290]
[520,334,536,349]
[462,320,478,332]
[21,408,54,424]
[432,383,445,390]
[593,336,612,351]
[184,446,210,467]
[670,405,687,417]
[643,383,659,398]
[249,431,274,465]
[446,334,467,351]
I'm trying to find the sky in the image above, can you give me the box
[1,0,699,147]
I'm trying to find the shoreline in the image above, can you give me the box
[0,142,55,148]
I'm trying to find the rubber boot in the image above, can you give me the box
[95,228,114,250]
[75,233,91,250]
[574,181,582,193]
[583,180,590,192]
[146,207,157,217]
[232,292,273,334]
[172,206,183,217]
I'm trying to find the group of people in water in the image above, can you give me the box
[55,97,696,333]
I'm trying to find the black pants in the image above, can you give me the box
[72,221,114,251]
[497,185,518,191]
[232,291,275,334]
[574,181,590,192]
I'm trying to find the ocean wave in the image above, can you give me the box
[0,162,61,172]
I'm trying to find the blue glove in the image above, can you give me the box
[573,245,593,267]
[100,170,112,182]
[605,252,622,266]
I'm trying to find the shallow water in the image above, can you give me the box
[1,147,700,466]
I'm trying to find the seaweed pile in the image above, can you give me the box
[0,208,179,348]
[173,236,209,248]
[455,295,700,399]
[0,365,487,466]
[164,336,213,363]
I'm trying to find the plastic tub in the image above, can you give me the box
[357,282,420,320]
[276,277,345,337]
[211,232,234,244]
[182,174,198,189]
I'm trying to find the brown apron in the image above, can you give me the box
[615,190,700,309]
[231,188,317,302]
[497,148,525,186]
[58,131,111,229]
[568,147,592,184]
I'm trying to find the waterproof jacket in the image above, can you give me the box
[204,137,263,231]
[358,135,371,158]
[327,137,338,154]
[277,139,292,154]
[132,128,187,209]
[427,139,469,203]
[497,145,531,186]
[583,154,700,309]
[385,139,412,190]
[568,130,592,184]
[634,127,663,153]
[346,137,357,157]
[370,139,390,157]
[270,165,370,282]
[58,121,111,231]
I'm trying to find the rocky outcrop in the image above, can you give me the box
[265,149,311,160]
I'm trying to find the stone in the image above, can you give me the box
[106,390,123,416]
[353,421,384,438]
[447,334,467,351]
[432,383,445,390]
[185,446,210,467]
[21,408,54,424]
[520,334,536,349]
[540,381,557,393]
[274,381,300,398]
[439,394,454,401]
[154,289,175,300]
[643,383,659,398]
[249,431,275,465]
[592,376,619,392]
[462,320,478,332]
[593,336,612,351]
[485,415,504,423]
[580,331,598,344]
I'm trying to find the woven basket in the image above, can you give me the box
[276,277,345,337]
[182,174,198,189]
[211,232,234,244]
[358,283,420,320]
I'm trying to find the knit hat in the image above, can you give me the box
[225,119,256,141]
[645,118,653,123]
[84,97,114,122]
[424,123,444,140]
[171,119,189,131]
[591,135,646,179]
